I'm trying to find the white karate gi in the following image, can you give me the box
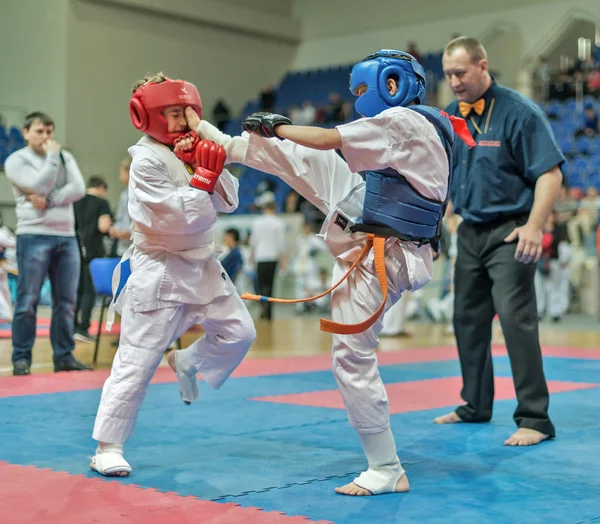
[93,136,256,445]
[241,107,448,433]
[198,106,448,493]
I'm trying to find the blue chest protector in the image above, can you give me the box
[351,106,455,250]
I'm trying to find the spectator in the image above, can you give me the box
[249,201,286,321]
[534,215,572,322]
[220,228,244,282]
[109,155,132,257]
[4,111,90,375]
[259,84,276,112]
[406,41,422,63]
[284,190,306,213]
[74,176,113,343]
[576,105,599,137]
[212,99,231,132]
[291,101,317,126]
[326,92,344,123]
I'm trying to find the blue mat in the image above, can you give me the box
[1,355,599,523]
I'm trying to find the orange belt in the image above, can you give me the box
[241,234,388,335]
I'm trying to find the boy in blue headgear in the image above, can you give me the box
[183,50,474,496]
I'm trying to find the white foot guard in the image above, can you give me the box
[90,444,131,477]
[353,428,406,494]
[353,459,405,495]
[175,349,200,404]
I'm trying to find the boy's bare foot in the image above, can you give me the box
[335,474,409,496]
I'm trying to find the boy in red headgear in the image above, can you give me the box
[89,73,256,477]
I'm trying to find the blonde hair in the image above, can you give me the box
[444,36,487,63]
[131,72,168,94]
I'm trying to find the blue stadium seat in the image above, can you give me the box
[576,136,592,155]
[8,126,22,140]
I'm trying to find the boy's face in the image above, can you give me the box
[162,106,188,134]
[24,120,54,154]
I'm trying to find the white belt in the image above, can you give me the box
[132,228,215,252]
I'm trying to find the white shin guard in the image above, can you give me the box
[90,443,132,476]
[353,429,405,495]
[175,349,200,404]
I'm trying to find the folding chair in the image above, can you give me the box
[89,258,123,364]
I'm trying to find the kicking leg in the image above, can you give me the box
[173,292,256,392]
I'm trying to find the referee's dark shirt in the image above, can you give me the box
[446,81,565,224]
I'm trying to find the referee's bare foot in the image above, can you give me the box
[504,428,549,446]
[335,474,410,496]
[433,411,462,424]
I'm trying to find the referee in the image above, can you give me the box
[434,37,564,446]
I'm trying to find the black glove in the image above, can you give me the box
[242,112,292,139]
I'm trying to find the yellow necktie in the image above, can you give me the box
[458,99,485,118]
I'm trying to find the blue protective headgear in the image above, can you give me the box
[350,50,426,117]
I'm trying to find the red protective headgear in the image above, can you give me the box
[129,78,202,145]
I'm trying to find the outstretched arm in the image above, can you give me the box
[275,125,342,151]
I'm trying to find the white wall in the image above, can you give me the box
[0,0,69,140]
[292,0,599,71]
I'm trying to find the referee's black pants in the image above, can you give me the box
[453,214,555,437]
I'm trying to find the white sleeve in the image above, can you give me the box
[336,108,449,201]
[210,169,239,213]
[243,132,361,215]
[5,151,60,195]
[47,151,87,206]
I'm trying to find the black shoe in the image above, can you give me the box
[13,359,31,376]
[54,357,94,372]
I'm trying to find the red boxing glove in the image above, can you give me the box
[190,140,227,193]
[173,131,200,168]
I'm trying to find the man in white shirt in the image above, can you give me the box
[5,111,89,375]
[249,200,286,320]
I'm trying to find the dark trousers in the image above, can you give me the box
[256,261,278,320]
[75,259,96,333]
[453,215,555,437]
